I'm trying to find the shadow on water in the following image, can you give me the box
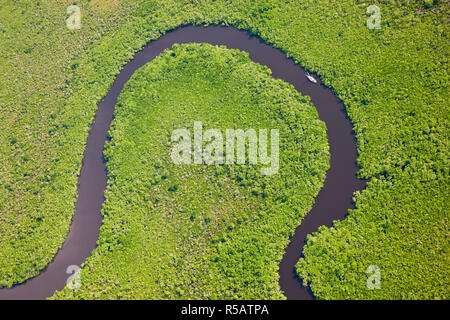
[0,25,366,300]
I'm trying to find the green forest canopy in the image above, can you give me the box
[0,0,447,299]
[53,43,329,299]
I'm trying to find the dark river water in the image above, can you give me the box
[0,25,366,300]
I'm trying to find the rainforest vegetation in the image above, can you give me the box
[52,43,329,299]
[0,0,448,299]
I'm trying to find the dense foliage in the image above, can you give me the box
[0,0,139,287]
[297,175,448,299]
[52,43,329,299]
[1,0,447,299]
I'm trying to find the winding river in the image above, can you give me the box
[0,25,366,300]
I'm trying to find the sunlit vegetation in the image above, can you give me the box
[297,175,449,299]
[0,0,140,287]
[1,0,447,299]
[51,43,328,299]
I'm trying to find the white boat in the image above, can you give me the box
[306,72,317,83]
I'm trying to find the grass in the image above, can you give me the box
[0,0,448,299]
